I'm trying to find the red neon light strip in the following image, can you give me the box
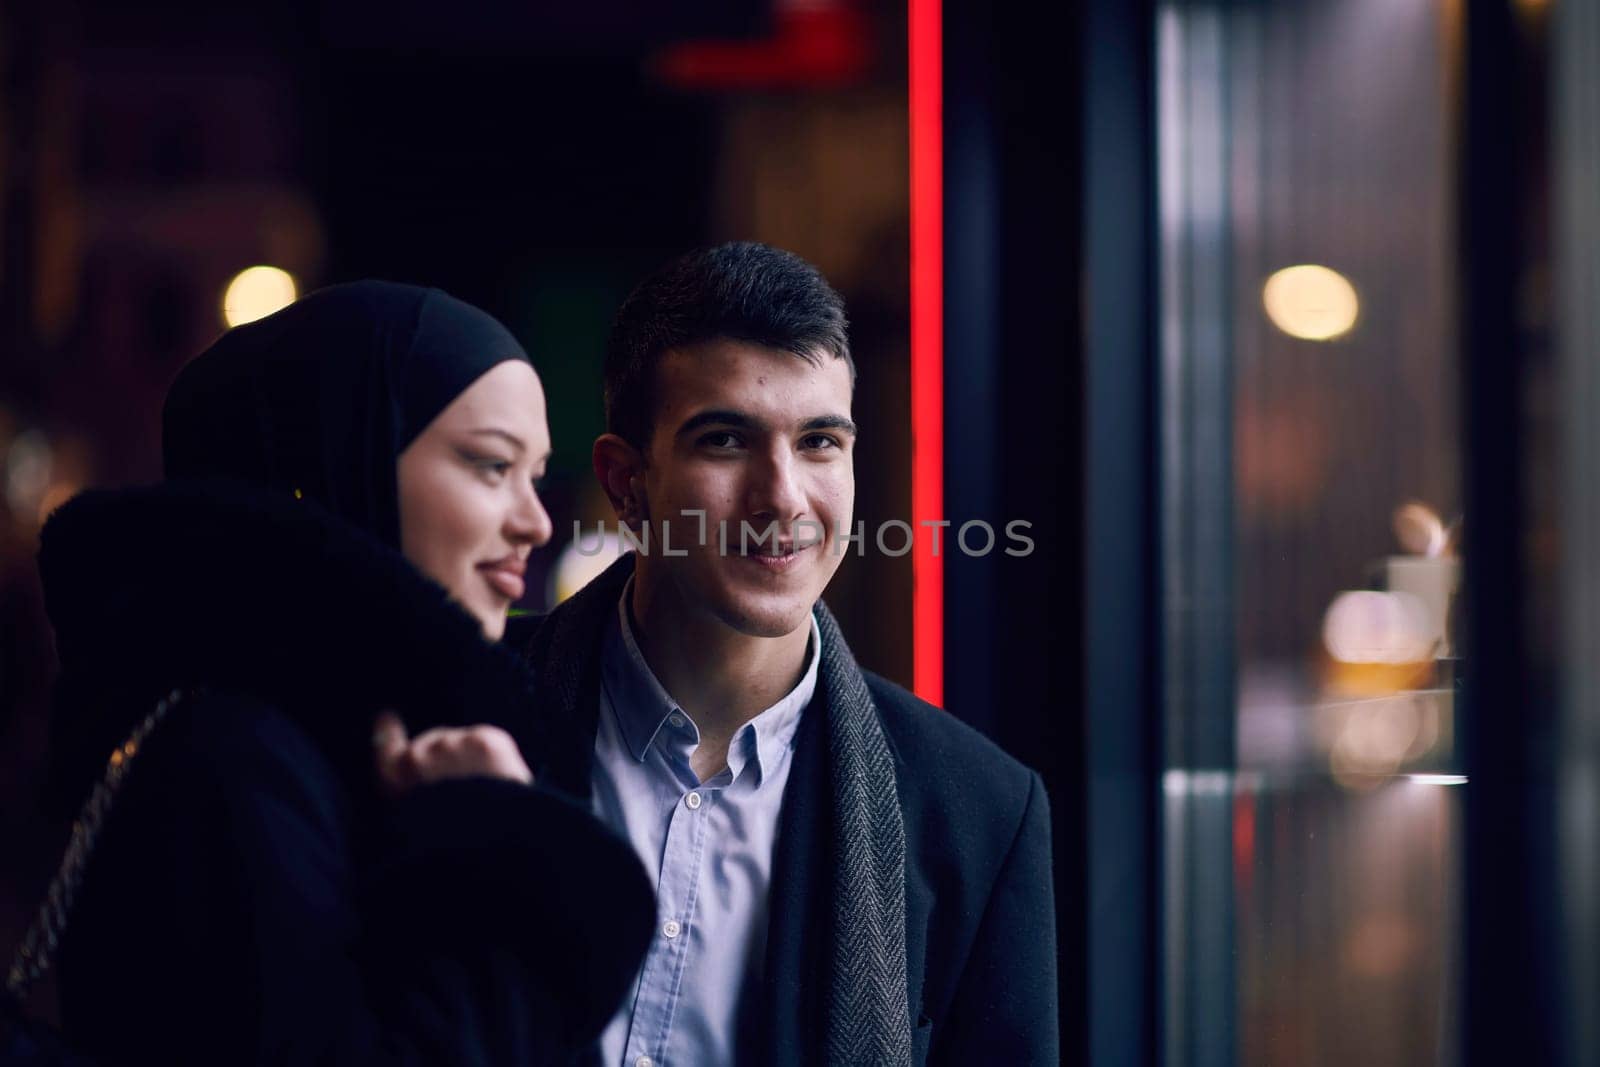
[909,0,943,705]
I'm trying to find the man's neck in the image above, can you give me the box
[628,576,811,778]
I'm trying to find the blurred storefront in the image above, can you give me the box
[1079,0,1597,1064]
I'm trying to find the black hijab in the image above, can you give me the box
[162,280,531,548]
[41,281,540,808]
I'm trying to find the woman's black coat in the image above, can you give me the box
[36,483,653,1065]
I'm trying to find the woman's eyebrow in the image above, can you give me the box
[469,428,527,452]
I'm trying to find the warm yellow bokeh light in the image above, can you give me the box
[222,266,298,327]
[1262,264,1359,341]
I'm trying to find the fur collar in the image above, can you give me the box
[39,480,540,807]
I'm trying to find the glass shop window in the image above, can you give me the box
[1154,1,1489,1063]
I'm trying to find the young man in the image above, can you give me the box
[513,243,1057,1066]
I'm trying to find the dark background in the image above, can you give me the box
[0,0,1090,1054]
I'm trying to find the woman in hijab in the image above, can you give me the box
[23,281,652,1064]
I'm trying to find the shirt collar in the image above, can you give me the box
[601,578,819,785]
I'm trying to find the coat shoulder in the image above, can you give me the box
[504,610,548,651]
[861,670,1040,820]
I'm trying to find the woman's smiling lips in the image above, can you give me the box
[478,555,527,601]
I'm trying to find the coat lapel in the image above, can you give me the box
[515,552,636,800]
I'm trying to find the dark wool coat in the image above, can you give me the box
[510,555,1061,1066]
[35,484,653,1066]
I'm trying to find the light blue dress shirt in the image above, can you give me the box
[592,583,819,1067]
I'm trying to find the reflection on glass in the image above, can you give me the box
[1159,0,1464,1063]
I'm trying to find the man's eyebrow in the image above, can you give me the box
[675,410,763,437]
[801,415,858,437]
[675,410,859,438]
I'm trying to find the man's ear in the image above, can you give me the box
[593,434,648,527]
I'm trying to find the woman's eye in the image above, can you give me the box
[466,453,513,478]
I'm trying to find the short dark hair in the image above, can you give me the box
[604,242,854,449]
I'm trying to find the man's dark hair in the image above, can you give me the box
[604,242,854,449]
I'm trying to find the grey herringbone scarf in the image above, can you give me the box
[523,555,912,1065]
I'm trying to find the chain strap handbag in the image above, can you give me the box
[2,688,189,1065]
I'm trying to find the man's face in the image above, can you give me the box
[634,338,855,639]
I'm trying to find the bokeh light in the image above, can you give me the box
[222,266,298,327]
[549,527,628,605]
[1323,590,1435,665]
[5,430,52,520]
[1262,264,1359,341]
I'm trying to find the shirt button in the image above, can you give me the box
[636,1057,654,1067]
[662,919,681,939]
[669,713,685,728]
[685,791,702,810]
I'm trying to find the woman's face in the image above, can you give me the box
[397,360,553,640]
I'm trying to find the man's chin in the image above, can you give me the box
[711,590,816,640]
[643,556,827,639]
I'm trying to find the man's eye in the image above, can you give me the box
[700,431,741,450]
[803,434,840,451]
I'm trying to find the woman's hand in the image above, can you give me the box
[372,711,534,795]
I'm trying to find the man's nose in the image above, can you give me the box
[747,449,807,525]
